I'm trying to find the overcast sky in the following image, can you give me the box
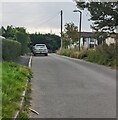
[1,1,93,35]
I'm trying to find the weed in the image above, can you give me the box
[2,61,31,118]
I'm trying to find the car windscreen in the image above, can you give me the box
[35,45,46,48]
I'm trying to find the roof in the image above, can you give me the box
[80,32,118,39]
[110,33,118,39]
[80,32,94,38]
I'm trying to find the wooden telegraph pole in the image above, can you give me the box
[60,10,63,50]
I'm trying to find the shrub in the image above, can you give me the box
[57,49,88,59]
[57,49,71,57]
[84,49,97,62]
[16,32,30,55]
[2,39,21,61]
[57,43,118,68]
[85,44,117,67]
[95,44,116,65]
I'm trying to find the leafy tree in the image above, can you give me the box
[29,33,46,46]
[45,34,61,52]
[62,22,78,49]
[75,1,118,33]
[64,22,78,43]
[15,31,30,55]
[62,32,70,49]
[15,27,26,33]
[93,31,108,45]
[0,26,31,55]
[29,33,61,52]
[1,26,6,36]
[1,25,15,39]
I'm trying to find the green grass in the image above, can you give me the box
[0,62,2,120]
[17,80,32,119]
[2,61,32,118]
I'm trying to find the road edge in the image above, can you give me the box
[13,55,32,119]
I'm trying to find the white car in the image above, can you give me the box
[32,44,48,56]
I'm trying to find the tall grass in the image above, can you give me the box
[2,61,31,118]
[57,44,118,68]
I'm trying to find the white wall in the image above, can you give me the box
[105,37,116,46]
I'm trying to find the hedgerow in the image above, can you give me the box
[2,39,21,61]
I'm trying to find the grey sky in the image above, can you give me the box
[1,1,93,35]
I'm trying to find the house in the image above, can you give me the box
[105,33,118,46]
[68,32,118,50]
[79,32,118,48]
[80,32,98,49]
[68,32,98,49]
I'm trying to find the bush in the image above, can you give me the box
[57,49,71,57]
[16,32,30,55]
[84,44,117,67]
[95,44,116,65]
[57,44,118,68]
[84,49,97,62]
[2,39,21,61]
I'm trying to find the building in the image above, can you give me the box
[68,32,98,49]
[80,32,98,48]
[68,32,118,50]
[105,33,118,46]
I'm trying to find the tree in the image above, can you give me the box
[0,25,31,55]
[1,25,15,39]
[16,31,30,55]
[62,22,78,49]
[74,1,118,44]
[62,32,70,49]
[75,1,118,33]
[15,27,26,33]
[29,33,61,52]
[64,22,78,43]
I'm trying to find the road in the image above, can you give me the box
[30,54,116,118]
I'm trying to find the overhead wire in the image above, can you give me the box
[38,11,60,27]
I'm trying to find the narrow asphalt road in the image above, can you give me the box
[30,54,116,118]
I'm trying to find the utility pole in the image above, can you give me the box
[73,10,82,51]
[79,11,82,51]
[60,10,63,50]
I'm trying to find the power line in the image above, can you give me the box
[38,12,60,27]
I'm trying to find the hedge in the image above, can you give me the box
[2,39,21,61]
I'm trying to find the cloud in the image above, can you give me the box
[2,2,92,35]
[1,0,72,2]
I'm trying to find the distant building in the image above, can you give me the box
[80,32,98,49]
[68,32,118,50]
[105,33,118,46]
[68,32,98,49]
[80,32,118,48]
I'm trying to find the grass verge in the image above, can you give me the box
[57,44,118,68]
[0,62,2,120]
[17,78,32,119]
[2,61,32,119]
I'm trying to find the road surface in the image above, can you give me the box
[30,54,116,118]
